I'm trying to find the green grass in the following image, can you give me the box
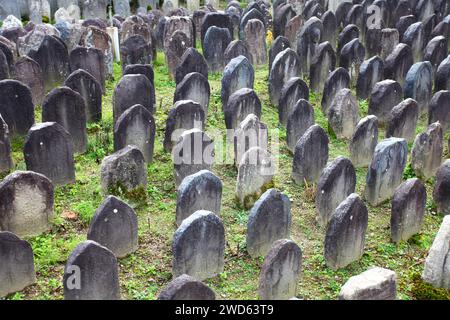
[3,26,450,300]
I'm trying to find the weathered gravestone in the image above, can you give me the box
[321,67,350,115]
[224,40,252,65]
[123,64,154,87]
[337,24,359,56]
[176,170,222,226]
[234,114,268,167]
[316,156,356,227]
[42,86,87,154]
[81,0,108,20]
[69,46,105,91]
[164,100,205,152]
[200,12,234,46]
[435,55,450,91]
[114,104,156,164]
[113,74,155,123]
[422,215,450,289]
[285,15,303,50]
[396,15,416,40]
[100,145,147,195]
[384,43,413,86]
[244,19,267,65]
[0,171,53,237]
[269,48,301,105]
[433,159,450,215]
[310,41,336,94]
[339,38,365,84]
[239,7,266,40]
[402,22,425,63]
[164,30,190,79]
[24,122,75,185]
[423,36,447,72]
[328,88,360,139]
[172,129,214,187]
[365,138,408,206]
[63,240,120,300]
[273,4,296,39]
[28,35,70,92]
[411,122,443,180]
[221,55,254,111]
[0,79,34,136]
[404,61,433,115]
[321,10,337,50]
[224,88,261,130]
[356,56,384,100]
[87,195,138,258]
[247,189,291,258]
[158,274,216,300]
[236,147,274,209]
[13,56,44,106]
[120,35,153,71]
[174,72,210,116]
[386,98,419,143]
[175,48,208,85]
[391,178,426,243]
[203,26,231,72]
[258,239,302,300]
[428,90,450,132]
[292,124,329,185]
[368,80,403,124]
[64,69,102,123]
[380,29,400,60]
[172,210,225,280]
[278,77,309,126]
[268,36,290,71]
[296,17,323,77]
[324,193,368,270]
[0,232,36,298]
[286,99,315,153]
[0,115,12,173]
[79,26,113,78]
[114,0,131,17]
[339,267,397,300]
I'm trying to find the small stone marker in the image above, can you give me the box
[316,157,356,227]
[391,178,426,243]
[174,47,208,85]
[349,115,378,168]
[433,159,450,215]
[0,114,13,173]
[278,77,309,127]
[172,210,225,281]
[87,195,138,258]
[221,55,254,110]
[339,267,397,300]
[172,129,214,187]
[236,147,275,209]
[24,122,75,186]
[158,274,216,300]
[404,61,433,115]
[114,104,156,164]
[365,138,408,206]
[0,79,35,136]
[224,88,262,130]
[292,124,329,186]
[368,80,403,124]
[63,240,120,300]
[176,170,222,226]
[328,88,360,139]
[269,48,300,105]
[42,86,87,154]
[321,67,350,115]
[100,145,147,195]
[422,215,450,289]
[324,193,368,270]
[0,231,36,298]
[386,98,419,143]
[428,90,450,132]
[113,74,155,123]
[258,239,302,300]
[411,122,443,180]
[247,189,291,258]
[0,170,53,238]
[286,99,315,153]
[174,72,210,116]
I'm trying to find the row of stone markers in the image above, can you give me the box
[1,0,450,300]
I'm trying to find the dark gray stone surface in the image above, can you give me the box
[158,274,216,300]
